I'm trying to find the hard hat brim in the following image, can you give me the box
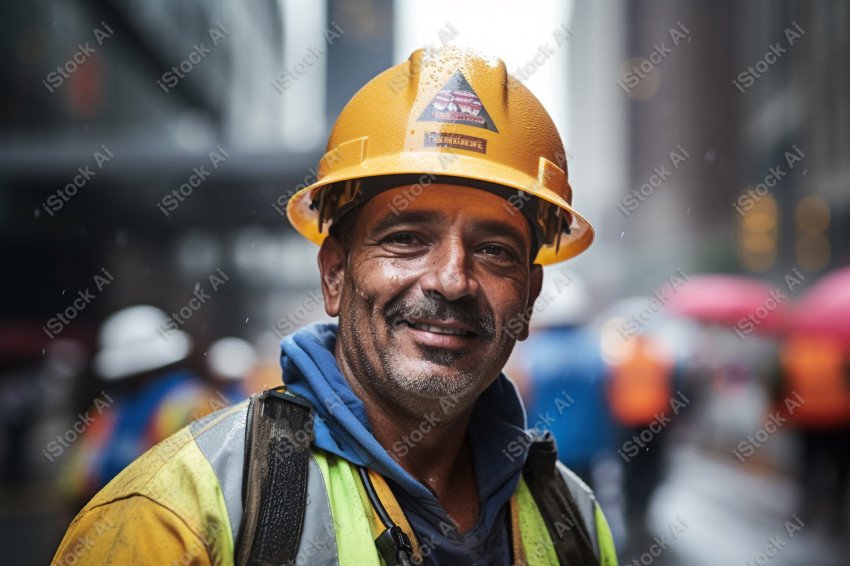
[286,151,593,265]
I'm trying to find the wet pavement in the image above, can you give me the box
[620,445,850,565]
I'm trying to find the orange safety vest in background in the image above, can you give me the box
[608,337,673,426]
[779,335,850,428]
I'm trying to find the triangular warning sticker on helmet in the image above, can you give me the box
[417,71,498,132]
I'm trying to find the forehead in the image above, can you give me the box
[356,183,532,238]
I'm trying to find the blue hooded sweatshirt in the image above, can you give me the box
[280,322,532,565]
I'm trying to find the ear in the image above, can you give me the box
[317,236,346,317]
[517,263,544,341]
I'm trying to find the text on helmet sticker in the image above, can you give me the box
[423,131,487,154]
[417,71,499,132]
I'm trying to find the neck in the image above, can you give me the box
[335,353,482,532]
[369,396,475,491]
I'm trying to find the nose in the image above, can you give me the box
[419,236,480,302]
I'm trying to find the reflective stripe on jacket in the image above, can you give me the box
[53,400,618,565]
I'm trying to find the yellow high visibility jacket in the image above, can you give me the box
[53,399,618,565]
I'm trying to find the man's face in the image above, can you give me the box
[318,184,543,420]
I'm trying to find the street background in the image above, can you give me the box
[1,1,849,564]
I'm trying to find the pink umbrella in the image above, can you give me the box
[790,266,850,347]
[662,274,790,334]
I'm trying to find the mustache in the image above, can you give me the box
[384,294,496,339]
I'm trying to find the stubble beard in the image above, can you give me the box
[337,289,504,422]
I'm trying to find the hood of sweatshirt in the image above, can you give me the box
[279,321,531,546]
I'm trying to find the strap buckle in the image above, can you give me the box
[375,525,414,566]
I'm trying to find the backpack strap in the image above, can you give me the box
[522,431,600,566]
[234,387,314,566]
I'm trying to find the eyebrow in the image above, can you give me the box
[473,219,530,253]
[370,210,442,235]
[371,209,530,254]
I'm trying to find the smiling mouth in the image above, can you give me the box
[396,319,478,338]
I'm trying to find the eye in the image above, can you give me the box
[478,243,519,262]
[383,232,424,248]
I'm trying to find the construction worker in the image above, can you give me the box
[607,333,675,531]
[775,334,850,530]
[60,305,213,509]
[509,271,615,487]
[205,336,258,403]
[53,47,617,565]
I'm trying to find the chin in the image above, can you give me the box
[390,360,483,399]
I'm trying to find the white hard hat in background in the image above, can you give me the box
[94,305,191,381]
[531,269,592,329]
[207,337,257,381]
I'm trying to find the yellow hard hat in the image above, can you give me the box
[286,46,594,264]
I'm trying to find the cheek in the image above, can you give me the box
[346,259,411,319]
[341,276,375,321]
[492,281,530,322]
[490,292,532,345]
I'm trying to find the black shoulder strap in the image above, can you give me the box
[522,431,600,566]
[234,387,314,566]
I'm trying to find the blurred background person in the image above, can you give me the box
[2,338,87,487]
[204,335,257,405]
[774,334,850,532]
[59,305,212,511]
[608,332,675,536]
[771,266,850,533]
[508,269,625,548]
[509,270,615,487]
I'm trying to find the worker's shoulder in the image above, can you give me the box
[84,398,251,519]
[554,460,597,502]
[56,400,251,565]
[552,460,614,560]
